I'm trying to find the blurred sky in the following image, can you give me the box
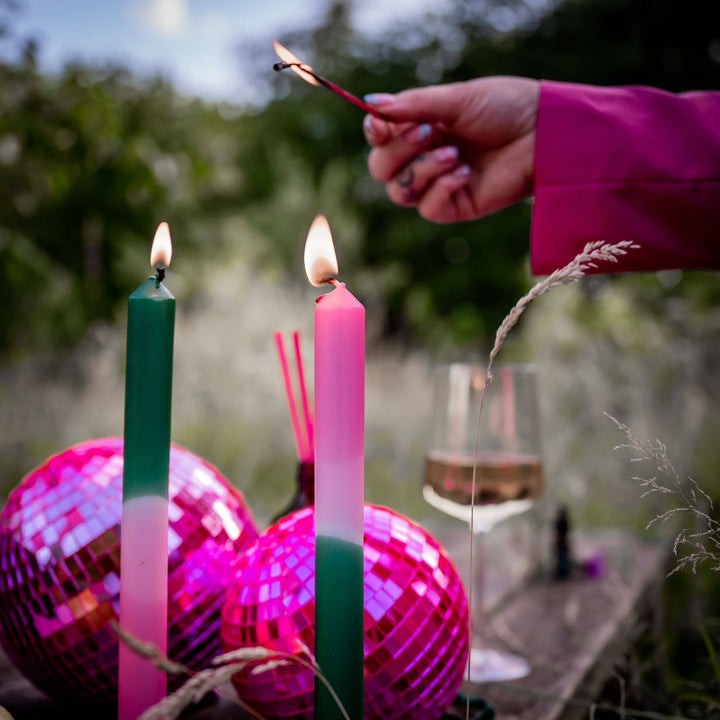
[9,0,448,104]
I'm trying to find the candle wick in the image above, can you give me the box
[328,278,340,288]
[155,267,166,284]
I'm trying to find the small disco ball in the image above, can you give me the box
[0,438,258,704]
[222,504,469,720]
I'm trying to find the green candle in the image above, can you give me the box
[315,535,364,720]
[118,222,175,720]
[123,260,175,499]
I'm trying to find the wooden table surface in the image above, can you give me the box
[0,531,666,720]
[471,531,666,720]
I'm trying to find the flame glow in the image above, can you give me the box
[304,215,338,287]
[150,222,172,269]
[273,40,319,86]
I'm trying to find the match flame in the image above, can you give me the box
[150,222,172,269]
[273,40,319,86]
[304,215,338,287]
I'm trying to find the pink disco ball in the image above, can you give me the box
[222,504,469,720]
[0,437,258,705]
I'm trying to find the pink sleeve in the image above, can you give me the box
[530,80,720,275]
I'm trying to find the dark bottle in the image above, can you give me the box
[271,461,315,523]
[554,504,573,579]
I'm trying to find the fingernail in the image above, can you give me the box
[432,146,459,163]
[403,124,432,144]
[363,114,375,140]
[453,164,472,178]
[364,93,396,107]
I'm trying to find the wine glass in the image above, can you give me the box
[423,362,544,682]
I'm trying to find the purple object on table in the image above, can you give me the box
[581,551,606,579]
[0,438,258,704]
[221,504,469,720]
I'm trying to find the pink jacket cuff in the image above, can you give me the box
[531,80,720,275]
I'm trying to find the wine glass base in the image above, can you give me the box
[468,647,531,683]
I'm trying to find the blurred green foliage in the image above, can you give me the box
[0,0,717,358]
[0,16,255,353]
[240,0,719,350]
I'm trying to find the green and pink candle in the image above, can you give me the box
[118,223,175,720]
[305,216,365,720]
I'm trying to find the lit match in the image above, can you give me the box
[273,40,388,119]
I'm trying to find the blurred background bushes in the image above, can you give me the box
[2,0,715,360]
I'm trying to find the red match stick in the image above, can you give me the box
[273,41,389,120]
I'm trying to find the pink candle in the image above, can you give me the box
[314,282,365,540]
[305,215,365,720]
[118,496,168,720]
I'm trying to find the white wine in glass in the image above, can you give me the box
[423,450,544,532]
[423,363,544,682]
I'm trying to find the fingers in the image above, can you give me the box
[385,146,460,206]
[361,83,468,149]
[362,78,539,224]
[414,135,535,223]
[367,122,450,183]
[364,78,541,151]
[363,115,393,146]
[363,115,420,148]
[364,84,471,127]
[417,167,476,223]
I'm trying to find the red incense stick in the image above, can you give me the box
[292,330,314,457]
[274,331,311,461]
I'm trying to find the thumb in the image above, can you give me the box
[366,82,474,126]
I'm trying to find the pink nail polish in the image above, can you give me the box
[453,164,472,178]
[432,146,459,163]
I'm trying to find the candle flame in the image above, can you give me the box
[150,222,172,269]
[304,215,338,287]
[273,40,319,86]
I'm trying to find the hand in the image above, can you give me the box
[363,77,540,223]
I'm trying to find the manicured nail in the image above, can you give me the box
[453,164,472,178]
[364,93,396,107]
[432,146,459,163]
[363,114,376,140]
[403,124,432,144]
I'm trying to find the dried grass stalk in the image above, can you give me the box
[607,413,720,575]
[465,240,638,720]
[111,623,351,720]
